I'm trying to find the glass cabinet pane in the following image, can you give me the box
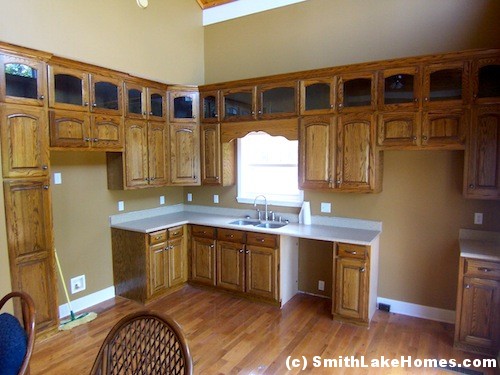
[203,95,217,119]
[305,83,331,110]
[429,69,462,101]
[343,78,372,107]
[478,65,500,99]
[173,96,193,118]
[150,93,163,117]
[128,89,142,114]
[5,63,38,99]
[225,92,253,117]
[94,81,119,110]
[55,74,83,105]
[384,74,414,104]
[262,87,295,114]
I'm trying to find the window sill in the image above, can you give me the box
[236,196,302,208]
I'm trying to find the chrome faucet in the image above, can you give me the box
[253,195,268,221]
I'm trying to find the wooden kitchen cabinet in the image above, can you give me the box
[378,66,420,111]
[112,225,187,304]
[337,72,376,112]
[377,111,420,148]
[257,81,298,119]
[300,78,336,115]
[200,123,235,186]
[0,52,47,106]
[191,225,217,286]
[169,123,200,185]
[422,61,469,108]
[472,57,500,105]
[217,239,245,292]
[169,88,198,123]
[1,103,49,178]
[455,257,500,356]
[464,105,500,199]
[3,178,58,335]
[222,86,256,121]
[125,81,166,121]
[333,243,370,325]
[200,90,220,122]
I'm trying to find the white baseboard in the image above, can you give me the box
[58,286,115,318]
[377,297,455,324]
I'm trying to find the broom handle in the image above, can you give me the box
[54,248,74,315]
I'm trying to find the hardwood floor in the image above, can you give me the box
[31,285,497,374]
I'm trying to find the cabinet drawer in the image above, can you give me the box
[191,225,216,239]
[464,258,500,280]
[218,228,245,243]
[168,226,184,239]
[149,230,167,245]
[337,243,368,259]
[246,232,277,248]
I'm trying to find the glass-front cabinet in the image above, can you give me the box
[423,61,469,107]
[258,81,298,119]
[379,67,420,110]
[200,91,220,123]
[222,86,256,121]
[125,83,166,121]
[0,53,46,106]
[300,78,335,115]
[147,88,166,120]
[90,74,122,115]
[169,89,199,123]
[337,73,376,112]
[472,57,500,104]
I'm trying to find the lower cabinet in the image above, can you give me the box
[191,225,217,286]
[454,257,500,356]
[111,225,187,304]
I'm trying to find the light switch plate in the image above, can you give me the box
[214,195,219,204]
[321,202,331,213]
[118,201,125,211]
[54,172,62,185]
[474,212,483,225]
[187,193,193,202]
[159,195,165,205]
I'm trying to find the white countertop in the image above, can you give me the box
[110,211,381,245]
[459,229,500,262]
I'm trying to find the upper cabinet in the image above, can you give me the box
[300,78,335,115]
[200,90,220,123]
[257,81,298,119]
[422,61,469,108]
[168,89,199,123]
[125,81,166,121]
[48,65,123,115]
[222,86,256,122]
[0,53,47,106]
[378,67,420,111]
[472,57,500,105]
[337,72,376,112]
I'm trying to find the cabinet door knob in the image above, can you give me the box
[422,136,428,141]
[336,179,342,185]
[42,164,48,170]
[245,250,249,254]
[39,95,45,100]
[214,113,218,118]
[209,244,214,249]
[465,284,470,289]
[84,137,91,142]
[412,136,417,141]
[84,102,89,107]
[149,111,153,115]
[424,97,429,102]
[92,103,97,107]
[468,184,475,189]
[346,250,357,255]
[93,138,99,142]
[239,249,244,253]
[43,185,49,190]
[478,267,492,272]
[360,267,365,272]
[414,98,418,103]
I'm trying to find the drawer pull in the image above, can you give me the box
[173,232,179,236]
[345,250,357,255]
[239,249,244,253]
[227,234,234,238]
[257,238,265,243]
[155,236,162,240]
[478,267,492,273]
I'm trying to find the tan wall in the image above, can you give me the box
[198,0,500,310]
[0,0,203,304]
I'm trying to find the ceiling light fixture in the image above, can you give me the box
[136,0,148,9]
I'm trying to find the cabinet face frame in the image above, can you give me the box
[48,65,89,111]
[0,53,47,106]
[89,73,123,115]
[472,57,500,105]
[337,72,377,113]
[221,86,257,122]
[1,104,49,178]
[168,90,199,123]
[124,81,146,119]
[257,81,298,119]
[200,90,220,123]
[300,78,336,115]
[378,66,420,111]
[422,60,470,108]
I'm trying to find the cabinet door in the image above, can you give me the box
[1,53,46,106]
[472,58,500,105]
[124,119,149,188]
[217,241,245,292]
[222,86,256,121]
[49,110,91,148]
[378,67,420,111]
[169,90,199,123]
[458,276,500,350]
[191,237,216,286]
[3,178,58,333]
[338,72,376,112]
[201,123,221,185]
[465,105,500,199]
[334,256,368,322]
[377,112,419,148]
[421,108,466,149]
[48,65,89,111]
[423,61,469,108]
[148,121,169,186]
[258,82,297,119]
[337,112,378,191]
[245,245,277,301]
[90,74,122,115]
[1,104,49,178]
[299,115,335,189]
[168,236,186,287]
[300,78,335,115]
[200,91,220,123]
[147,87,167,121]
[169,123,200,185]
[124,82,146,119]
[91,115,123,150]
[148,242,168,297]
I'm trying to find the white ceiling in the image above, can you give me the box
[203,0,307,26]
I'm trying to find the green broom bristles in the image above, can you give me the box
[59,311,97,331]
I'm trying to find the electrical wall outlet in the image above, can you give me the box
[320,202,331,213]
[118,201,125,211]
[70,275,86,294]
[213,195,219,204]
[187,193,193,202]
[53,172,62,185]
[474,212,483,225]
[318,280,325,291]
[159,195,165,205]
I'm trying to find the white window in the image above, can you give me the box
[237,132,303,207]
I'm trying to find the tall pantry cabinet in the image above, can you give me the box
[0,47,59,335]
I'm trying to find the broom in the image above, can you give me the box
[54,248,97,330]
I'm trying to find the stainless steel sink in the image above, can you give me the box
[254,222,287,229]
[228,219,261,226]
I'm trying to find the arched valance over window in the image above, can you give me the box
[220,118,298,143]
